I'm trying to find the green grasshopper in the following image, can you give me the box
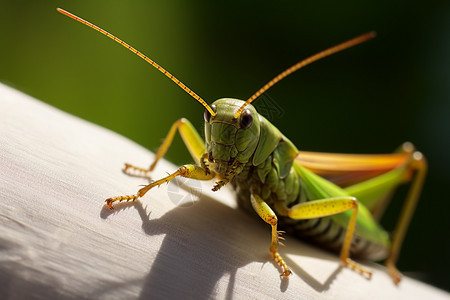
[58,8,427,284]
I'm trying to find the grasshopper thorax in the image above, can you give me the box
[204,98,261,176]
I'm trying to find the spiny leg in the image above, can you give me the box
[200,153,211,175]
[106,164,215,209]
[338,143,426,284]
[288,197,372,279]
[123,163,153,178]
[251,193,291,277]
[385,151,427,285]
[212,178,230,192]
[124,118,206,175]
[212,161,243,192]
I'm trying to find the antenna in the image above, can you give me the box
[234,31,376,119]
[57,8,216,117]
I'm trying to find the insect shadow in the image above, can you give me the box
[101,180,347,296]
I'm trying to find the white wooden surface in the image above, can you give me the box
[0,82,448,299]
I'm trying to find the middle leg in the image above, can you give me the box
[251,193,291,277]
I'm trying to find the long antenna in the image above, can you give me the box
[57,8,216,117]
[234,31,376,119]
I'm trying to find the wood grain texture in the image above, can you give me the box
[0,83,448,299]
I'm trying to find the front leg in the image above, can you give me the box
[124,118,206,176]
[106,164,216,209]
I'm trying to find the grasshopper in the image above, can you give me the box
[58,8,427,284]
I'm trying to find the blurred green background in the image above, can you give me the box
[1,0,449,291]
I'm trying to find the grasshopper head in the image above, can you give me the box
[204,98,261,174]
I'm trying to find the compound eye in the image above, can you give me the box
[240,109,253,129]
[204,104,217,123]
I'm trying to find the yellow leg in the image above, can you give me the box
[251,193,291,277]
[288,197,372,279]
[385,151,427,285]
[124,118,206,175]
[106,164,215,209]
